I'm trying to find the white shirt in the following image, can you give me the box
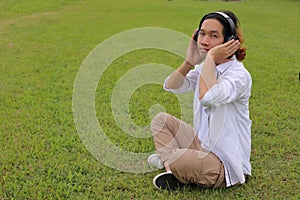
[164,56,252,187]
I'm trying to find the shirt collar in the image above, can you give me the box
[216,55,237,74]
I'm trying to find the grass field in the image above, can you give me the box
[1,0,300,199]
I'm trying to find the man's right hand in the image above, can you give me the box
[185,32,206,66]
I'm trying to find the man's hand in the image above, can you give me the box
[208,39,240,65]
[185,32,206,66]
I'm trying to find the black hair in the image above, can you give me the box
[198,10,239,43]
[197,10,246,61]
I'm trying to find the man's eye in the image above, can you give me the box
[199,32,205,36]
[211,34,218,38]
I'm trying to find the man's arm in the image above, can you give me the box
[165,33,205,89]
[199,39,240,100]
[164,60,193,89]
[199,55,217,99]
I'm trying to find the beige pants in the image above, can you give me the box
[151,112,226,189]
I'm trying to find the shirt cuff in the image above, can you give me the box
[163,76,191,93]
[200,83,227,107]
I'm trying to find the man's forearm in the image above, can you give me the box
[165,60,193,89]
[199,55,218,100]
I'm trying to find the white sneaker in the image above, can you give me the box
[147,154,164,169]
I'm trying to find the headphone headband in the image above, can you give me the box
[214,12,236,36]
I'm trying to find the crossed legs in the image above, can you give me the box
[151,112,226,188]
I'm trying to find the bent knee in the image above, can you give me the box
[150,112,169,133]
[152,112,169,122]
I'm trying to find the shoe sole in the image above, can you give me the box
[153,172,182,190]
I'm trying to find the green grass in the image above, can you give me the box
[1,0,300,199]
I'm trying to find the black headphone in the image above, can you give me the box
[193,12,237,43]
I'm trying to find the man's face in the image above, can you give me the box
[197,19,225,54]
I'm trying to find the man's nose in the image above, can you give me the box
[200,36,209,46]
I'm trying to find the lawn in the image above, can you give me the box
[1,0,299,199]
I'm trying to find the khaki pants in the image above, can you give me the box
[151,112,226,189]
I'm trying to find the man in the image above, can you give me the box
[148,10,252,190]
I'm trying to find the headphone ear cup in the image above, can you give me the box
[193,30,199,41]
[225,35,237,43]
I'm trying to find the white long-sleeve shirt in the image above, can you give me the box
[164,56,252,187]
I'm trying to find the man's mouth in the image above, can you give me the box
[199,47,209,52]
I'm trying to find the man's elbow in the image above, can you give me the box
[199,91,206,100]
[199,90,214,107]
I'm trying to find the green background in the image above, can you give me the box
[1,0,299,199]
